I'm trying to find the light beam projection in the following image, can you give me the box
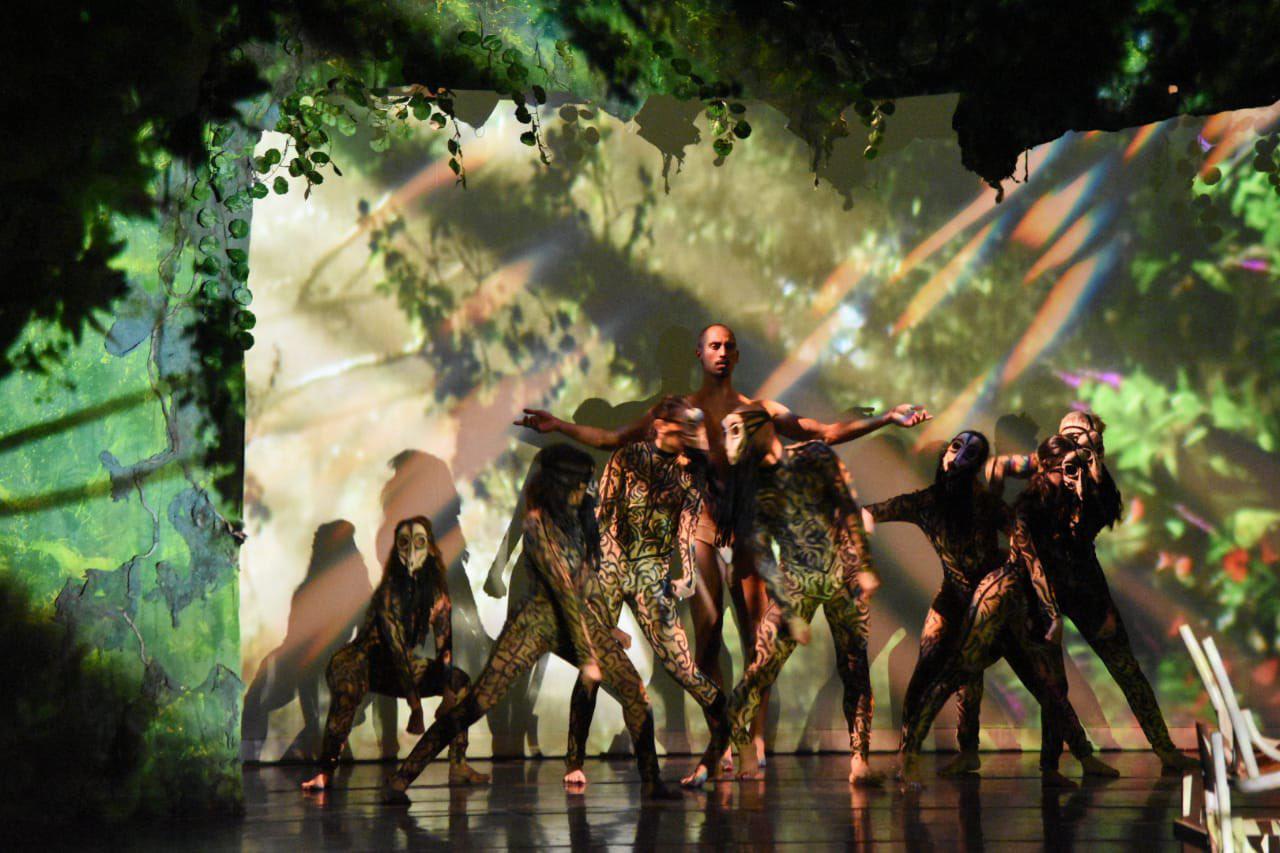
[1009,164,1110,250]
[1000,243,1121,387]
[1023,206,1116,284]
[892,223,995,335]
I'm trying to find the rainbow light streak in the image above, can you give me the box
[1199,103,1280,178]
[892,223,995,335]
[1123,122,1163,162]
[999,243,1120,388]
[1022,206,1114,284]
[1010,165,1108,250]
[888,140,1064,285]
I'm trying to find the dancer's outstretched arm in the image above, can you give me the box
[523,510,599,667]
[763,400,930,445]
[671,475,703,598]
[516,407,654,450]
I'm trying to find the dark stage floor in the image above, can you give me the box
[46,752,1279,850]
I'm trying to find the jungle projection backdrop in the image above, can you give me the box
[242,92,1280,762]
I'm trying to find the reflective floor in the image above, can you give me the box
[54,752,1265,850]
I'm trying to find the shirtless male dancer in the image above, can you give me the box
[518,323,929,765]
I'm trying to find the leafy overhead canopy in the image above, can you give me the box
[5,0,1279,373]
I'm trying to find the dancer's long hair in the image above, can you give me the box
[525,443,602,568]
[933,430,991,531]
[379,515,446,647]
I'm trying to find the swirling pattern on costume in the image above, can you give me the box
[899,499,1095,770]
[317,567,471,772]
[564,442,729,771]
[390,508,663,788]
[727,441,875,758]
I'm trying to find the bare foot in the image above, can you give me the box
[753,736,768,768]
[301,771,331,792]
[563,768,588,790]
[938,751,981,776]
[1041,768,1078,790]
[720,748,734,774]
[897,756,923,791]
[1079,755,1120,778]
[380,782,411,805]
[848,754,884,786]
[450,763,491,785]
[681,764,711,788]
[1159,751,1198,775]
[735,746,764,781]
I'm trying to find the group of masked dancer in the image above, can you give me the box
[299,323,1194,804]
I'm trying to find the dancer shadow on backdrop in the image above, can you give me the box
[376,451,491,686]
[484,326,708,758]
[241,520,397,761]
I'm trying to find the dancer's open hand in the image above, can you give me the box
[856,570,880,599]
[407,706,425,735]
[669,576,696,600]
[516,408,559,433]
[888,404,931,428]
[860,508,876,534]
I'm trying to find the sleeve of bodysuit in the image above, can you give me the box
[1011,502,1060,627]
[863,488,930,528]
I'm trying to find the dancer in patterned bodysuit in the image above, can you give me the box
[896,436,1105,789]
[864,431,1116,781]
[301,517,488,791]
[381,445,679,804]
[563,397,733,789]
[718,405,879,784]
[1039,412,1195,774]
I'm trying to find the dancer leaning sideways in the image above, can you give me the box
[518,323,929,767]
[381,445,680,804]
[895,436,1107,789]
[864,431,1116,783]
[563,396,734,790]
[301,516,488,792]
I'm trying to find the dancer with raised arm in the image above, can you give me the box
[717,404,880,784]
[563,396,733,790]
[381,445,679,804]
[896,436,1106,789]
[517,323,929,766]
[301,517,488,792]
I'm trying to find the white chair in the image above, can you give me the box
[1203,636,1280,785]
[1183,625,1236,754]
[1195,722,1279,852]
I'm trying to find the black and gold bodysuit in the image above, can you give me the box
[318,564,472,773]
[728,441,876,762]
[864,484,1008,753]
[565,441,731,773]
[389,505,665,790]
[899,495,1097,769]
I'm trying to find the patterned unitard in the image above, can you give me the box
[389,506,665,789]
[1038,466,1181,763]
[899,495,1097,770]
[564,441,731,773]
[864,485,1008,753]
[317,555,472,774]
[727,441,876,762]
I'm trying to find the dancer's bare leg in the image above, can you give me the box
[691,539,731,772]
[732,556,771,766]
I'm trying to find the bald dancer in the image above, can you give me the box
[519,323,930,765]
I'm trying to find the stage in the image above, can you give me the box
[45,752,1279,850]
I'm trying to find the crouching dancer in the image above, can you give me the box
[381,445,679,804]
[720,405,881,785]
[302,516,488,791]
